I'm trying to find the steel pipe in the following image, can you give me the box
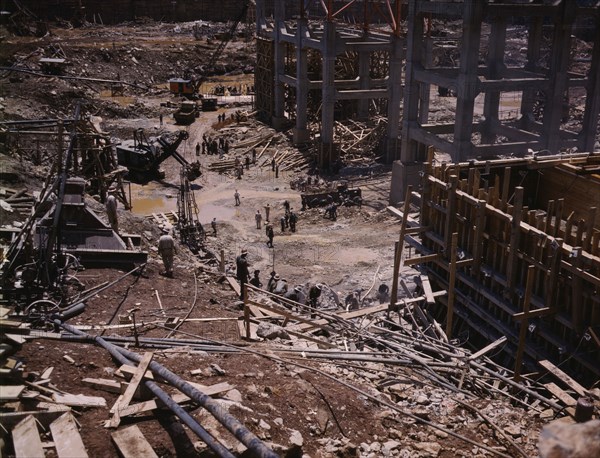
[57,322,278,458]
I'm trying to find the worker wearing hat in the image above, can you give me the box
[158,228,176,278]
[236,248,250,300]
[106,188,118,233]
[249,269,262,288]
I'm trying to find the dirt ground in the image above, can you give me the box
[1,16,591,458]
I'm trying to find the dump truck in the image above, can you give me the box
[173,100,199,125]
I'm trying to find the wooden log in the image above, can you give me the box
[111,425,158,458]
[50,412,89,458]
[12,415,45,458]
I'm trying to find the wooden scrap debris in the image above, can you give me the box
[52,393,107,408]
[108,352,153,428]
[0,385,25,401]
[82,378,122,394]
[50,412,89,458]
[111,425,159,458]
[12,415,45,458]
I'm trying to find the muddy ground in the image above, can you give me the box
[1,16,594,458]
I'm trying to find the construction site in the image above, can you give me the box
[0,0,599,457]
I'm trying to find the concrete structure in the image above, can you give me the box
[392,155,600,385]
[255,0,405,167]
[393,0,600,203]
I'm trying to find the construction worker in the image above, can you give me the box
[236,248,249,300]
[158,230,176,278]
[196,142,200,156]
[267,272,278,293]
[211,217,217,236]
[234,189,241,206]
[308,283,322,318]
[249,269,262,288]
[106,190,118,233]
[280,216,286,233]
[273,276,288,296]
[264,203,271,222]
[255,210,262,229]
[289,210,298,232]
[266,223,274,248]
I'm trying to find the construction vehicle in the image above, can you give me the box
[300,183,362,209]
[116,129,201,183]
[173,100,199,125]
[168,2,250,101]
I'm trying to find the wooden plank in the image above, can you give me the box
[539,359,587,396]
[52,393,107,408]
[4,410,64,431]
[82,378,122,394]
[117,364,154,381]
[545,382,577,407]
[226,276,241,296]
[4,333,27,344]
[50,412,89,458]
[419,274,436,305]
[111,425,158,458]
[403,253,440,266]
[237,319,258,340]
[12,415,45,458]
[111,352,153,427]
[468,336,507,360]
[0,385,25,401]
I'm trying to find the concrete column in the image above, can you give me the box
[393,0,425,203]
[580,13,600,152]
[386,34,404,162]
[357,49,371,119]
[418,37,433,125]
[321,20,337,149]
[542,0,575,153]
[481,18,507,144]
[400,0,424,163]
[255,0,265,34]
[272,0,286,129]
[520,17,543,125]
[453,0,484,161]
[294,18,310,144]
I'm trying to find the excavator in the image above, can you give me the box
[116,129,201,183]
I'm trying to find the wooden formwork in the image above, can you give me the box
[399,154,600,385]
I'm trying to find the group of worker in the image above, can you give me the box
[235,250,324,316]
[197,134,229,156]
